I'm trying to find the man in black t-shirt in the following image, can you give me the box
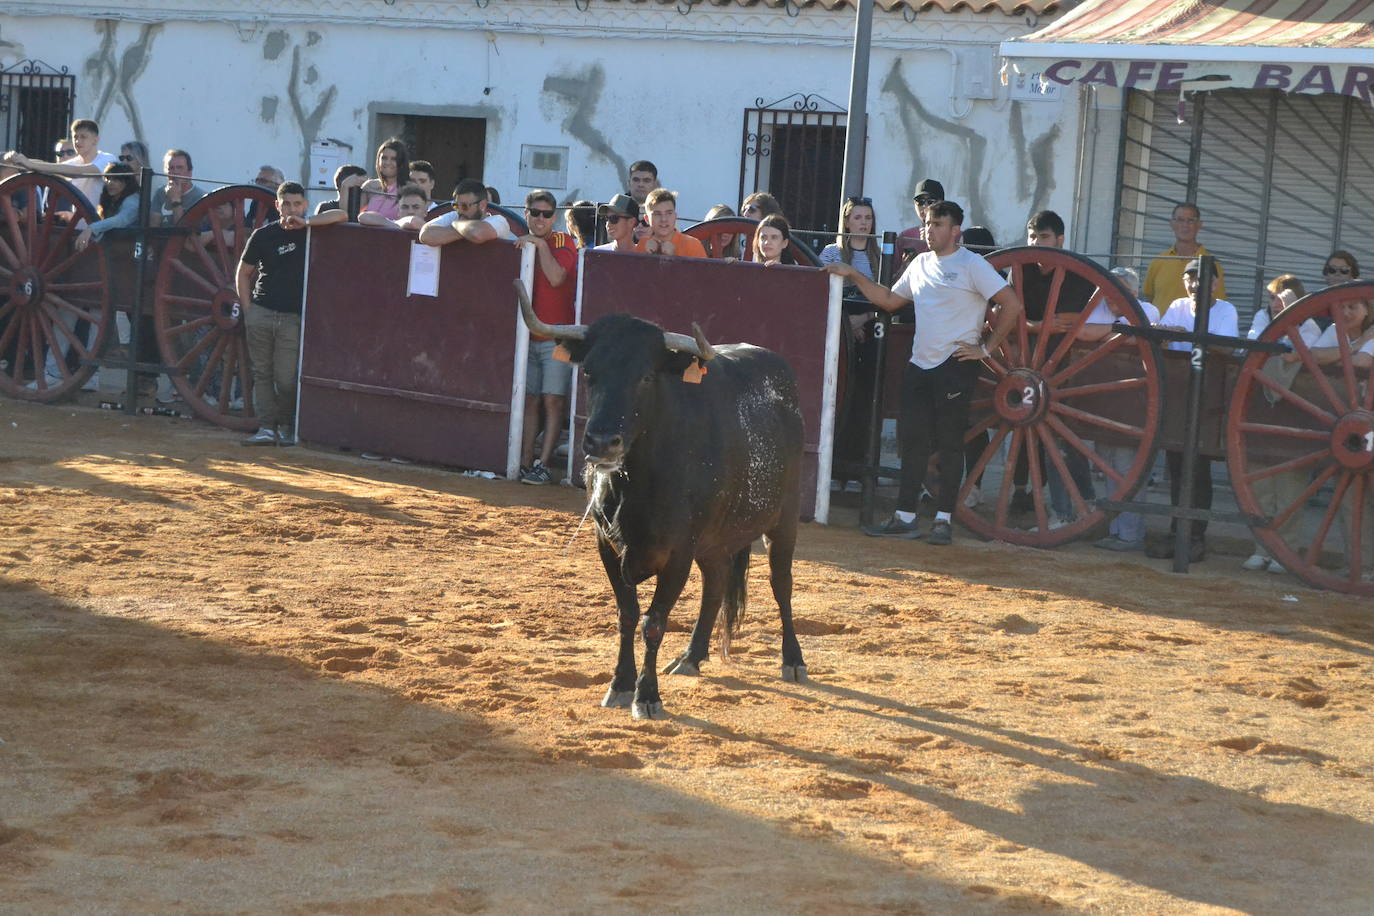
[236,180,330,446]
[1011,210,1097,524]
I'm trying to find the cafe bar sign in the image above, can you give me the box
[1034,58,1374,104]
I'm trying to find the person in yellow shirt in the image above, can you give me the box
[1142,202,1226,307]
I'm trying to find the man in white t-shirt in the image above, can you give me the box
[1146,257,1239,561]
[3,117,116,217]
[825,200,1023,545]
[417,178,515,247]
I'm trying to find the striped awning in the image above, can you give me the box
[1001,1,1374,103]
[611,0,1058,10]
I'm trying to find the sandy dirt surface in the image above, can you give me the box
[2,399,1372,914]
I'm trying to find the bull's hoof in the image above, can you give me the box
[601,687,635,708]
[631,700,665,720]
[663,654,700,677]
[780,664,809,683]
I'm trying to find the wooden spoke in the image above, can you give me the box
[1285,327,1348,416]
[37,212,79,273]
[1050,401,1145,439]
[1039,286,1101,378]
[162,294,215,312]
[1055,376,1148,400]
[193,334,231,399]
[1,193,28,264]
[1250,367,1338,426]
[164,314,216,338]
[173,326,221,372]
[1235,421,1329,442]
[1305,471,1353,566]
[35,312,70,379]
[1346,474,1367,587]
[993,426,1024,530]
[1030,266,1066,369]
[1241,447,1328,485]
[1026,428,1050,532]
[0,312,26,376]
[40,303,91,360]
[47,280,104,294]
[1048,332,1131,388]
[26,314,44,387]
[1010,263,1029,366]
[169,257,222,297]
[1033,424,1091,520]
[1043,413,1127,489]
[45,291,103,325]
[1269,464,1339,533]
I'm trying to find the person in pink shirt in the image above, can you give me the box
[360,137,408,221]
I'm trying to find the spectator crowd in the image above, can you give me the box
[4,118,1371,578]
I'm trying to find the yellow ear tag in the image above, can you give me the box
[552,343,572,363]
[681,359,707,384]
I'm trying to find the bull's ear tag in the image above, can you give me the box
[552,343,572,363]
[682,359,707,384]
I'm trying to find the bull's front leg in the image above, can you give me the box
[597,537,640,708]
[633,554,693,720]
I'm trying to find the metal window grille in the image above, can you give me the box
[739,93,848,235]
[1,60,76,161]
[1113,88,1374,324]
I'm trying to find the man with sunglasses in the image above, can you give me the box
[594,194,638,251]
[1142,202,1227,309]
[515,189,578,485]
[418,178,514,246]
[896,178,944,270]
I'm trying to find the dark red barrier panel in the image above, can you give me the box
[576,250,838,520]
[298,224,521,470]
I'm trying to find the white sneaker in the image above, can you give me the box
[1241,553,1269,571]
[963,486,983,509]
[1266,560,1287,575]
[155,376,176,404]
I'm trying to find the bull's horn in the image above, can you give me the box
[513,279,587,340]
[663,322,717,361]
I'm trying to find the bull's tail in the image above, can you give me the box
[717,546,751,658]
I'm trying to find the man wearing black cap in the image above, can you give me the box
[1146,257,1238,561]
[897,178,944,269]
[594,194,639,252]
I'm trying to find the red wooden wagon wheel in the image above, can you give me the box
[1228,281,1374,596]
[151,185,275,430]
[958,247,1163,547]
[684,217,821,266]
[0,172,111,401]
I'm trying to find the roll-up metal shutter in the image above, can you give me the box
[1113,88,1373,325]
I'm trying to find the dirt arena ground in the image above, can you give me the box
[2,399,1372,914]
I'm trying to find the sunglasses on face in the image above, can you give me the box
[605,214,630,224]
[57,148,75,157]
[118,154,137,162]
[526,207,555,219]
[913,196,938,205]
[1324,265,1353,276]
[846,196,872,206]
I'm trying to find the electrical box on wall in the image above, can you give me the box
[519,144,568,190]
[959,46,997,100]
[309,139,353,189]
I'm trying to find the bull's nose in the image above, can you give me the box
[583,431,624,461]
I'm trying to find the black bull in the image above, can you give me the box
[515,281,808,720]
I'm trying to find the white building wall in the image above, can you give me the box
[3,1,1084,248]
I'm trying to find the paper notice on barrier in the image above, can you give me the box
[407,242,440,297]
